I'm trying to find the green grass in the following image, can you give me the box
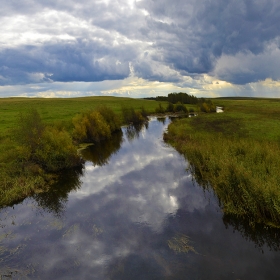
[164,97,280,228]
[0,96,165,135]
[210,98,280,140]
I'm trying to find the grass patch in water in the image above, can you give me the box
[168,234,197,254]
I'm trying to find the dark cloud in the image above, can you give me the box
[1,0,280,87]
[138,0,280,82]
[0,40,133,85]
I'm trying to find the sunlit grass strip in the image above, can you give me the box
[164,118,280,227]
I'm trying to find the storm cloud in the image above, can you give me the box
[1,0,280,96]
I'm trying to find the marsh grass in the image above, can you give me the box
[165,98,280,228]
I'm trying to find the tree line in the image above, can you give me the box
[145,92,216,113]
[144,92,198,104]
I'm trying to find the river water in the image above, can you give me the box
[1,117,280,279]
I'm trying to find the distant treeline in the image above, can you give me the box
[144,92,198,104]
[144,92,216,113]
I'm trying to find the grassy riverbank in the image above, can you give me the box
[164,98,280,228]
[0,96,166,207]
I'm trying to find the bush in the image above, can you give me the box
[35,126,82,172]
[165,102,174,113]
[140,106,149,118]
[121,106,146,124]
[72,111,111,143]
[174,102,188,113]
[13,109,83,172]
[14,108,45,156]
[96,106,121,132]
[155,103,165,114]
[199,100,216,113]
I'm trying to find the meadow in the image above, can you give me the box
[164,97,280,228]
[0,96,163,134]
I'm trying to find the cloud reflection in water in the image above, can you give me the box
[1,117,280,279]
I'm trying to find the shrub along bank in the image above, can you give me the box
[164,99,280,228]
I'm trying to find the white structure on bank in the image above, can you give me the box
[216,106,224,113]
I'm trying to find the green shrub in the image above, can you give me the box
[199,99,216,113]
[14,108,45,156]
[140,106,149,118]
[174,102,188,113]
[121,106,146,124]
[13,109,83,172]
[72,110,111,143]
[165,102,174,113]
[96,105,121,132]
[155,103,165,114]
[35,126,82,172]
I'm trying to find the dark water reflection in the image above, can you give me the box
[1,117,280,279]
[124,122,149,142]
[32,166,84,217]
[80,130,123,166]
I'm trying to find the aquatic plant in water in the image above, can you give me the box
[168,234,197,254]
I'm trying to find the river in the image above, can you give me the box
[0,117,280,279]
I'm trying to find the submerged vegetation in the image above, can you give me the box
[164,98,280,228]
[168,234,197,254]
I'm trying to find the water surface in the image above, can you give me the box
[1,117,280,279]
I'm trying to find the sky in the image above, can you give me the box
[1,0,280,98]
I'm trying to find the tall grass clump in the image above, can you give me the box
[72,106,121,143]
[72,111,111,143]
[174,102,188,113]
[198,99,216,113]
[96,105,122,132]
[165,102,175,113]
[155,103,166,114]
[13,109,82,172]
[163,102,189,114]
[164,118,280,228]
[121,106,147,124]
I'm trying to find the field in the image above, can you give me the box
[210,97,280,140]
[164,97,280,228]
[0,96,164,135]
